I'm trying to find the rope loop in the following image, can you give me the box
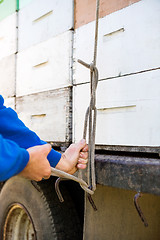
[77,58,99,192]
[90,62,95,72]
[51,0,100,210]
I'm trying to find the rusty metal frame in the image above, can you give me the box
[94,154,160,195]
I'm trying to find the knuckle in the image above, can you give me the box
[79,158,88,164]
[70,144,76,150]
[45,169,51,176]
[37,177,42,182]
[65,164,70,173]
[80,152,88,159]
[45,168,51,176]
[83,145,88,152]
[77,163,86,169]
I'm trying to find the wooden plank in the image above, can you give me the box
[74,0,160,84]
[74,0,140,29]
[16,88,72,142]
[73,69,160,147]
[0,13,17,60]
[16,31,73,96]
[0,54,16,98]
[0,0,17,21]
[18,0,73,51]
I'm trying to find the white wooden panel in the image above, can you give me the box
[16,31,72,97]
[18,0,73,51]
[74,0,160,84]
[19,0,33,9]
[4,97,15,110]
[0,13,17,60]
[73,69,160,146]
[16,89,72,142]
[0,54,16,98]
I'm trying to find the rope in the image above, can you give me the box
[51,167,94,195]
[77,61,98,192]
[50,0,100,206]
[93,0,100,66]
[78,0,100,192]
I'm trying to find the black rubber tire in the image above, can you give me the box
[0,176,82,240]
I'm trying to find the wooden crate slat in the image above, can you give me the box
[0,13,17,60]
[74,0,160,84]
[73,69,160,146]
[16,88,72,142]
[18,0,74,51]
[16,31,72,97]
[0,54,16,98]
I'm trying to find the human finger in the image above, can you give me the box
[42,144,52,156]
[78,158,88,164]
[43,174,51,180]
[75,139,87,152]
[77,163,87,169]
[81,144,88,152]
[36,177,43,182]
[80,151,88,159]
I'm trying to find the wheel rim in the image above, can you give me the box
[3,203,36,240]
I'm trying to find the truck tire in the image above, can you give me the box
[0,176,82,240]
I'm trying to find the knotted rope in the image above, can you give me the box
[77,60,98,193]
[50,0,100,208]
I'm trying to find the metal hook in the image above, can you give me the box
[87,193,97,211]
[55,177,97,211]
[134,192,148,227]
[55,177,65,202]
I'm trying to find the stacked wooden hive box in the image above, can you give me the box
[1,0,160,148]
[73,0,160,148]
[0,0,74,146]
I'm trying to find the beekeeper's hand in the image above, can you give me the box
[56,139,88,175]
[19,144,51,181]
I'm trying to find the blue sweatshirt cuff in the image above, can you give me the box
[47,148,62,167]
[16,149,30,175]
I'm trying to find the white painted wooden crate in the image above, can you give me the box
[73,69,160,146]
[4,97,15,110]
[74,0,160,84]
[16,88,72,142]
[18,0,73,51]
[0,54,16,98]
[0,13,17,60]
[16,31,73,97]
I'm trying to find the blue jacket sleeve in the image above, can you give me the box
[0,95,61,170]
[0,134,29,181]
